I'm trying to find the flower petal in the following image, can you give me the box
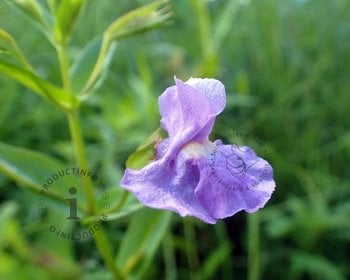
[186,78,226,115]
[159,80,208,139]
[120,152,217,224]
[187,78,226,141]
[159,78,226,144]
[120,77,275,224]
[195,141,275,219]
[158,85,180,138]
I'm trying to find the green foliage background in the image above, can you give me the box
[0,0,349,279]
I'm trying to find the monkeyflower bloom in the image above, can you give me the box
[120,78,275,224]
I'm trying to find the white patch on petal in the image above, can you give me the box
[180,140,213,160]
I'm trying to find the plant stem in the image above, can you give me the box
[82,35,110,95]
[67,111,95,214]
[247,213,260,280]
[104,190,129,214]
[56,43,71,91]
[183,219,199,279]
[67,111,124,280]
[163,230,177,280]
[57,39,123,280]
[93,226,124,280]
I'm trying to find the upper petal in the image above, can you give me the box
[158,85,181,138]
[186,78,226,116]
[158,78,226,144]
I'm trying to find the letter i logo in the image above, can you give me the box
[67,187,79,220]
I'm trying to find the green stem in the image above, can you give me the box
[67,111,95,214]
[93,227,125,280]
[57,37,123,280]
[67,111,124,280]
[104,190,129,214]
[163,230,176,280]
[183,219,199,279]
[247,213,260,280]
[81,35,110,95]
[81,190,130,224]
[56,43,71,91]
[214,222,234,279]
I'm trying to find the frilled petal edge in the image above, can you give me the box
[194,141,275,219]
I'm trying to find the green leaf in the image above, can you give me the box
[126,127,163,169]
[0,28,15,55]
[54,0,85,44]
[70,36,117,96]
[104,203,143,222]
[0,202,19,245]
[84,198,143,224]
[11,0,53,42]
[0,59,78,110]
[81,0,171,95]
[212,0,240,52]
[116,208,172,278]
[46,0,58,15]
[0,28,33,70]
[12,0,50,27]
[0,144,84,264]
[84,189,143,224]
[0,141,83,206]
[291,251,346,280]
[106,0,171,42]
[0,28,14,45]
[0,141,89,263]
[198,241,231,280]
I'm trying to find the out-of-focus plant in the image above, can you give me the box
[0,0,171,279]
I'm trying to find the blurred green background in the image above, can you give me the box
[0,0,349,279]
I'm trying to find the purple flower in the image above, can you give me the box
[120,77,275,224]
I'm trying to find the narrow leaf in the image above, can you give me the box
[106,0,171,41]
[70,36,117,95]
[81,0,171,95]
[0,141,83,205]
[116,208,172,278]
[11,0,53,42]
[0,59,78,110]
[12,0,49,27]
[46,0,58,14]
[0,28,33,70]
[198,241,231,280]
[213,1,240,51]
[54,0,85,44]
[291,251,346,280]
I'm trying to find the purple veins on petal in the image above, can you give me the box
[120,77,275,224]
